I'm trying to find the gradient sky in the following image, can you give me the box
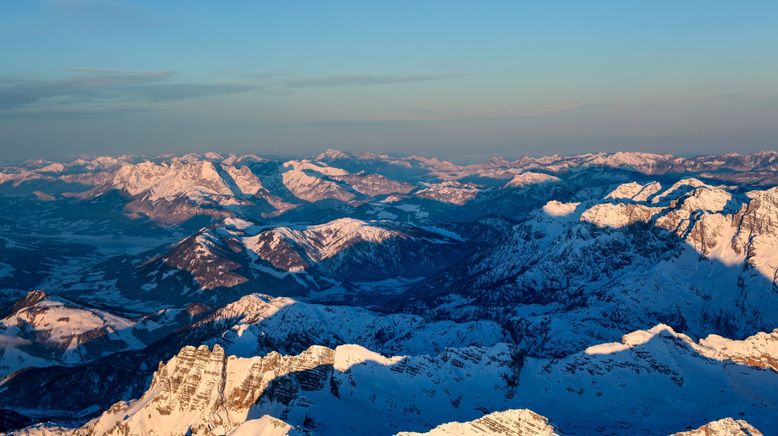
[1,0,777,161]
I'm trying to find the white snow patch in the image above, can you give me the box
[542,200,580,217]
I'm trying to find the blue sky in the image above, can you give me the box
[1,0,777,161]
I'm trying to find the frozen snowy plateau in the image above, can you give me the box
[1,149,778,435]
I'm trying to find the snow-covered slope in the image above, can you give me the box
[396,409,559,436]
[244,218,400,267]
[0,290,203,378]
[205,294,507,357]
[408,179,778,357]
[280,160,355,203]
[52,342,522,436]
[3,150,778,435]
[242,218,464,282]
[66,217,470,307]
[0,291,143,376]
[670,418,763,436]
[604,181,662,201]
[229,415,300,436]
[503,172,561,189]
[113,158,235,203]
[19,322,778,435]
[585,324,778,372]
[515,325,778,434]
[223,164,265,196]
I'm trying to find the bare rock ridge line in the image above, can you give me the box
[396,409,560,436]
[13,324,776,435]
[669,418,763,436]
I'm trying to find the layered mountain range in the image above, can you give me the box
[1,150,777,435]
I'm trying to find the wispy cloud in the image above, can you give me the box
[284,73,460,88]
[0,68,462,121]
[0,106,156,120]
[64,67,169,75]
[0,69,258,113]
[131,83,258,101]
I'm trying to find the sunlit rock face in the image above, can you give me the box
[396,409,559,436]
[405,176,778,357]
[670,418,764,436]
[57,343,521,435]
[16,323,778,435]
[79,344,336,435]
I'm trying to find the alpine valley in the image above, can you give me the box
[1,149,778,436]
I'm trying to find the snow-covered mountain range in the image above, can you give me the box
[1,149,777,435]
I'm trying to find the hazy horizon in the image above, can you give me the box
[6,146,778,168]
[2,1,778,161]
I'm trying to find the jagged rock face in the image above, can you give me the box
[396,409,559,436]
[697,329,778,372]
[222,164,264,197]
[732,188,778,285]
[670,418,763,436]
[113,159,234,202]
[252,344,522,435]
[79,344,335,435]
[515,325,778,435]
[406,179,778,357]
[67,343,520,436]
[580,202,664,228]
[110,158,276,224]
[0,291,503,429]
[6,290,49,314]
[584,324,778,373]
[653,185,778,291]
[15,323,778,435]
[112,160,242,223]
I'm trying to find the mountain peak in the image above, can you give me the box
[671,417,763,436]
[397,409,559,436]
[503,171,561,188]
[9,289,49,313]
[315,148,353,161]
